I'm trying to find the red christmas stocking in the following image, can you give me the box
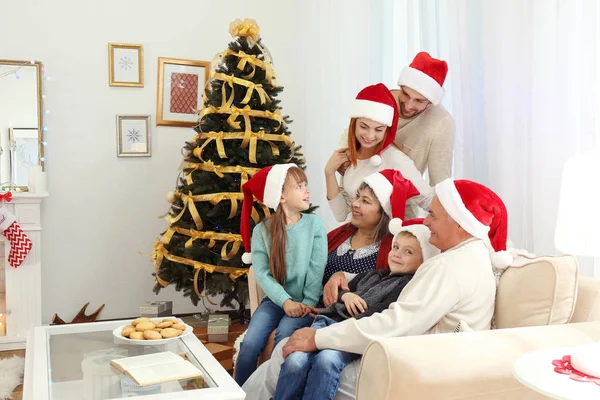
[0,205,32,268]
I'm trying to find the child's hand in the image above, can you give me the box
[341,293,368,316]
[283,300,307,318]
[304,305,323,318]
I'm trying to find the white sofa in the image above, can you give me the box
[248,255,600,399]
[356,255,600,399]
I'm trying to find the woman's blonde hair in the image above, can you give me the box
[265,166,308,285]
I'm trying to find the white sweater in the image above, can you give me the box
[391,92,455,186]
[328,145,432,222]
[314,238,496,355]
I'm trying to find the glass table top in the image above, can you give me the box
[46,327,217,399]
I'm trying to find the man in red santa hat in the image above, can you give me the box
[242,178,510,400]
[392,52,455,186]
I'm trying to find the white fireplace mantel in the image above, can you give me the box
[0,191,47,351]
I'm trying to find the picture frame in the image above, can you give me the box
[116,115,151,157]
[109,43,144,87]
[156,57,210,127]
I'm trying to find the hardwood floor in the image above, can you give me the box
[0,349,25,400]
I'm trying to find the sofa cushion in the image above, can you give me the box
[494,255,578,328]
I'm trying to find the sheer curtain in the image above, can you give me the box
[289,0,388,231]
[384,0,600,276]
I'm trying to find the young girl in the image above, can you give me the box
[274,223,439,400]
[326,83,433,222]
[236,163,328,386]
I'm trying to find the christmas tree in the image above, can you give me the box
[153,19,309,315]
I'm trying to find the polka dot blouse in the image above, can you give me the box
[322,236,381,285]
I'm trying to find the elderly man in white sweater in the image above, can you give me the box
[242,178,511,400]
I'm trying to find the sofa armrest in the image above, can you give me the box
[571,276,600,323]
[356,322,600,400]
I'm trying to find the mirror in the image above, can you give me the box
[0,60,43,190]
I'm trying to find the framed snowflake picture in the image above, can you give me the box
[109,43,144,87]
[156,57,210,127]
[116,115,151,157]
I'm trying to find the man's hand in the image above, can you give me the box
[341,293,368,316]
[283,300,307,318]
[323,271,349,307]
[282,327,318,358]
[324,148,349,176]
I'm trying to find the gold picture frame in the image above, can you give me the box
[116,115,151,157]
[109,43,144,87]
[156,57,210,127]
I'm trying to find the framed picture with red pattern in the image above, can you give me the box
[156,57,210,127]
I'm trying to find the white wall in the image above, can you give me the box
[1,0,384,321]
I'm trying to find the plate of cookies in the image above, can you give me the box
[113,317,193,345]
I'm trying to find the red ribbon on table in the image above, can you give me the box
[552,355,600,386]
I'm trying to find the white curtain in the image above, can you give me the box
[290,0,388,231]
[384,0,600,276]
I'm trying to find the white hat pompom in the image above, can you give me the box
[490,250,512,269]
[369,154,382,167]
[242,252,252,264]
[388,218,404,236]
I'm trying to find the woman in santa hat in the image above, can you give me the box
[325,83,433,222]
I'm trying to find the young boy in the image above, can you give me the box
[273,224,440,400]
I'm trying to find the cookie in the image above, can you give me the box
[144,330,162,340]
[160,328,179,338]
[157,321,173,329]
[171,323,186,331]
[162,318,179,324]
[121,327,136,337]
[131,317,150,327]
[135,321,156,332]
[129,331,145,340]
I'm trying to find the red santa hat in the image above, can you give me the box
[390,221,440,263]
[397,52,448,106]
[362,169,420,233]
[240,163,297,264]
[435,179,512,268]
[349,83,399,167]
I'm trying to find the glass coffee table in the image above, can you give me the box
[23,319,246,399]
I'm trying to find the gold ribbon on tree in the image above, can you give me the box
[165,191,203,231]
[193,130,294,163]
[213,72,270,108]
[197,105,286,163]
[153,241,248,280]
[169,227,242,260]
[153,241,249,286]
[185,161,261,187]
[220,49,275,83]
[229,18,260,42]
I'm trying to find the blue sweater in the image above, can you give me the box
[251,213,328,308]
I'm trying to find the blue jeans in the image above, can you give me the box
[235,298,314,386]
[273,315,360,400]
